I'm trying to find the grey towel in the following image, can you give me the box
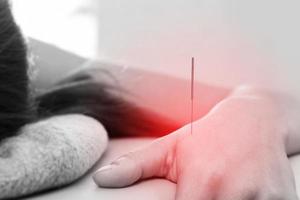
[0,114,108,199]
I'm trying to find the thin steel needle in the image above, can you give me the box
[190,57,195,135]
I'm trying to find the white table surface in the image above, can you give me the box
[24,138,176,200]
[22,138,300,200]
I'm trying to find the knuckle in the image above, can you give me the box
[242,189,258,200]
[204,167,226,191]
[226,186,258,200]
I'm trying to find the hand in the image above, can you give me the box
[93,97,298,200]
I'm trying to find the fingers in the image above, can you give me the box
[93,134,177,188]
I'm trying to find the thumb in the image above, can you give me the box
[93,134,177,188]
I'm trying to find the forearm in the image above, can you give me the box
[65,62,231,125]
[0,114,108,199]
[117,67,231,125]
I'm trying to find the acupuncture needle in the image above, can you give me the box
[190,57,195,135]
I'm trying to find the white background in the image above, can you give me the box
[12,0,300,94]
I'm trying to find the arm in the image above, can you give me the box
[33,55,300,153]
[59,61,231,125]
[117,67,231,125]
[42,60,300,151]
[0,114,108,199]
[28,43,231,118]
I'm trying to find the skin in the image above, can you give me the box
[93,86,300,200]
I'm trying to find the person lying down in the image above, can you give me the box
[1,0,300,199]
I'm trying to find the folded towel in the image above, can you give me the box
[0,114,108,199]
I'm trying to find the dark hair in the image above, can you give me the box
[0,0,178,140]
[0,0,33,141]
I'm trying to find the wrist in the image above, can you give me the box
[208,90,289,150]
[232,86,292,149]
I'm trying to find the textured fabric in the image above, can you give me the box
[0,114,108,199]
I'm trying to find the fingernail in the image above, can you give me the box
[111,156,128,165]
[95,164,113,174]
[93,165,113,184]
[93,164,117,187]
[94,157,126,176]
